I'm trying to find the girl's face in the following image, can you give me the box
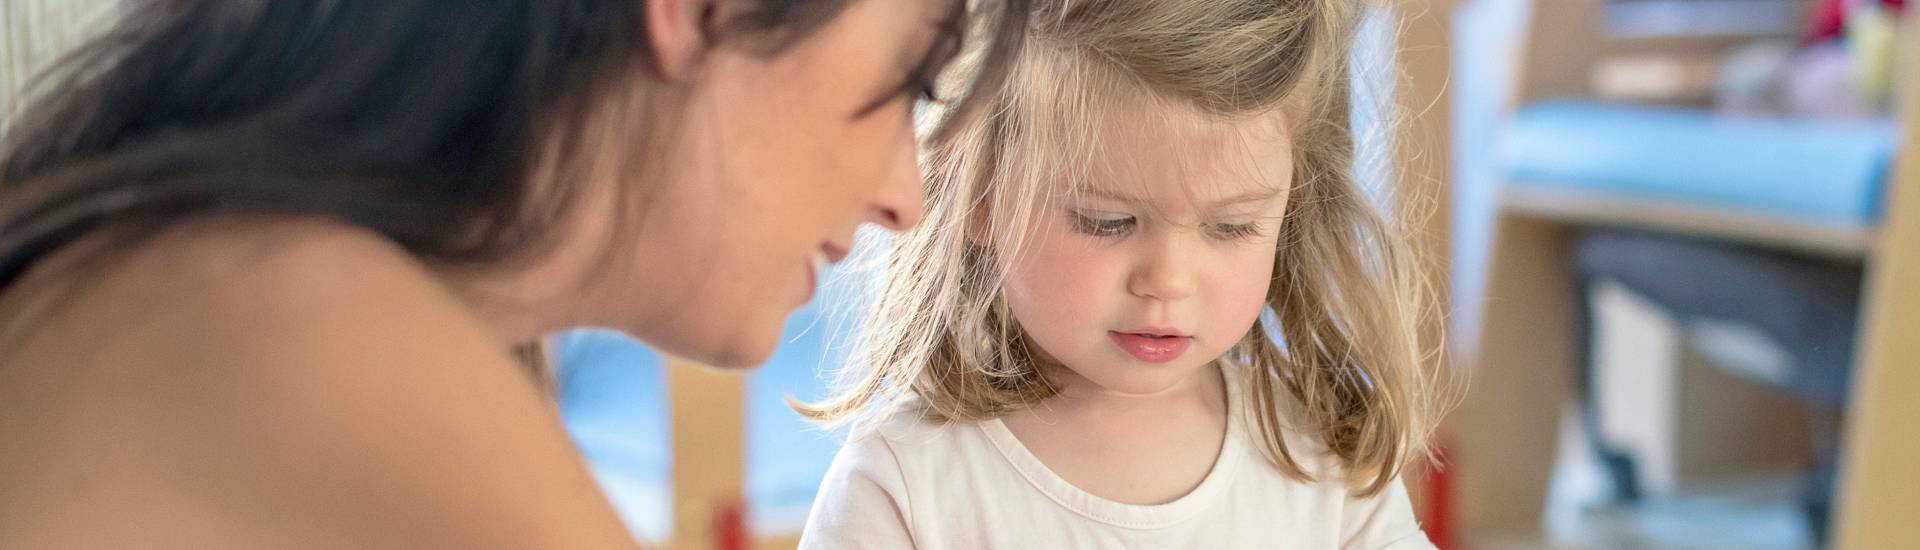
[528,0,964,368]
[995,98,1293,396]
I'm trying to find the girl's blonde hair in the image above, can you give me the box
[800,0,1447,497]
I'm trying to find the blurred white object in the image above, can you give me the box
[1,0,120,127]
[1715,40,1797,115]
[1845,4,1899,108]
[1592,53,1724,103]
[1687,319,1795,388]
[1785,42,1875,119]
[1590,281,1812,498]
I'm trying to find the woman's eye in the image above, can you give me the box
[912,73,941,103]
[1070,211,1136,237]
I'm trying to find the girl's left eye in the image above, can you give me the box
[1070,211,1136,237]
[1210,222,1264,240]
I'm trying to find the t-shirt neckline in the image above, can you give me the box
[977,363,1245,530]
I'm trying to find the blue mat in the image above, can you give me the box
[745,305,856,534]
[553,304,858,539]
[553,328,673,543]
[1498,101,1899,226]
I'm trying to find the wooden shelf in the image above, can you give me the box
[1500,185,1877,259]
[1602,33,1790,56]
[1459,1,1920,545]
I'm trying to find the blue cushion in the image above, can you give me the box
[1498,101,1899,226]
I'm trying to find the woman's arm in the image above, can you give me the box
[0,222,638,547]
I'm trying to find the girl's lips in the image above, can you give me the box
[1109,330,1191,363]
[1117,326,1188,338]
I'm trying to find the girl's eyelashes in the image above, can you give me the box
[1069,210,1137,237]
[1208,221,1266,241]
[1068,209,1269,242]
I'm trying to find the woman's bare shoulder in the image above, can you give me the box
[0,217,637,547]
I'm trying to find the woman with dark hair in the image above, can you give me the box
[0,0,1023,545]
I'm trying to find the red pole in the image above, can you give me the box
[1425,442,1456,550]
[715,498,748,550]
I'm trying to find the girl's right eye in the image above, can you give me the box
[1070,210,1136,238]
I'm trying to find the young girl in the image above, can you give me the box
[798,0,1446,547]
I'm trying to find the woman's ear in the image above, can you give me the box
[644,0,717,80]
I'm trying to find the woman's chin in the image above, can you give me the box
[694,332,783,370]
[625,317,783,370]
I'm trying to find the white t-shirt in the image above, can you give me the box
[799,364,1437,549]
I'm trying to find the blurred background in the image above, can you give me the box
[5,0,1917,548]
[1447,1,1916,549]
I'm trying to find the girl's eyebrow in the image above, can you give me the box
[1206,189,1285,209]
[1075,187,1284,211]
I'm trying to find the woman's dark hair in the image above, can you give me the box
[0,0,1026,290]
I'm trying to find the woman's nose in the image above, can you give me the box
[868,132,927,231]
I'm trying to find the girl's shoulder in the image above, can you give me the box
[841,398,975,450]
[827,397,1020,484]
